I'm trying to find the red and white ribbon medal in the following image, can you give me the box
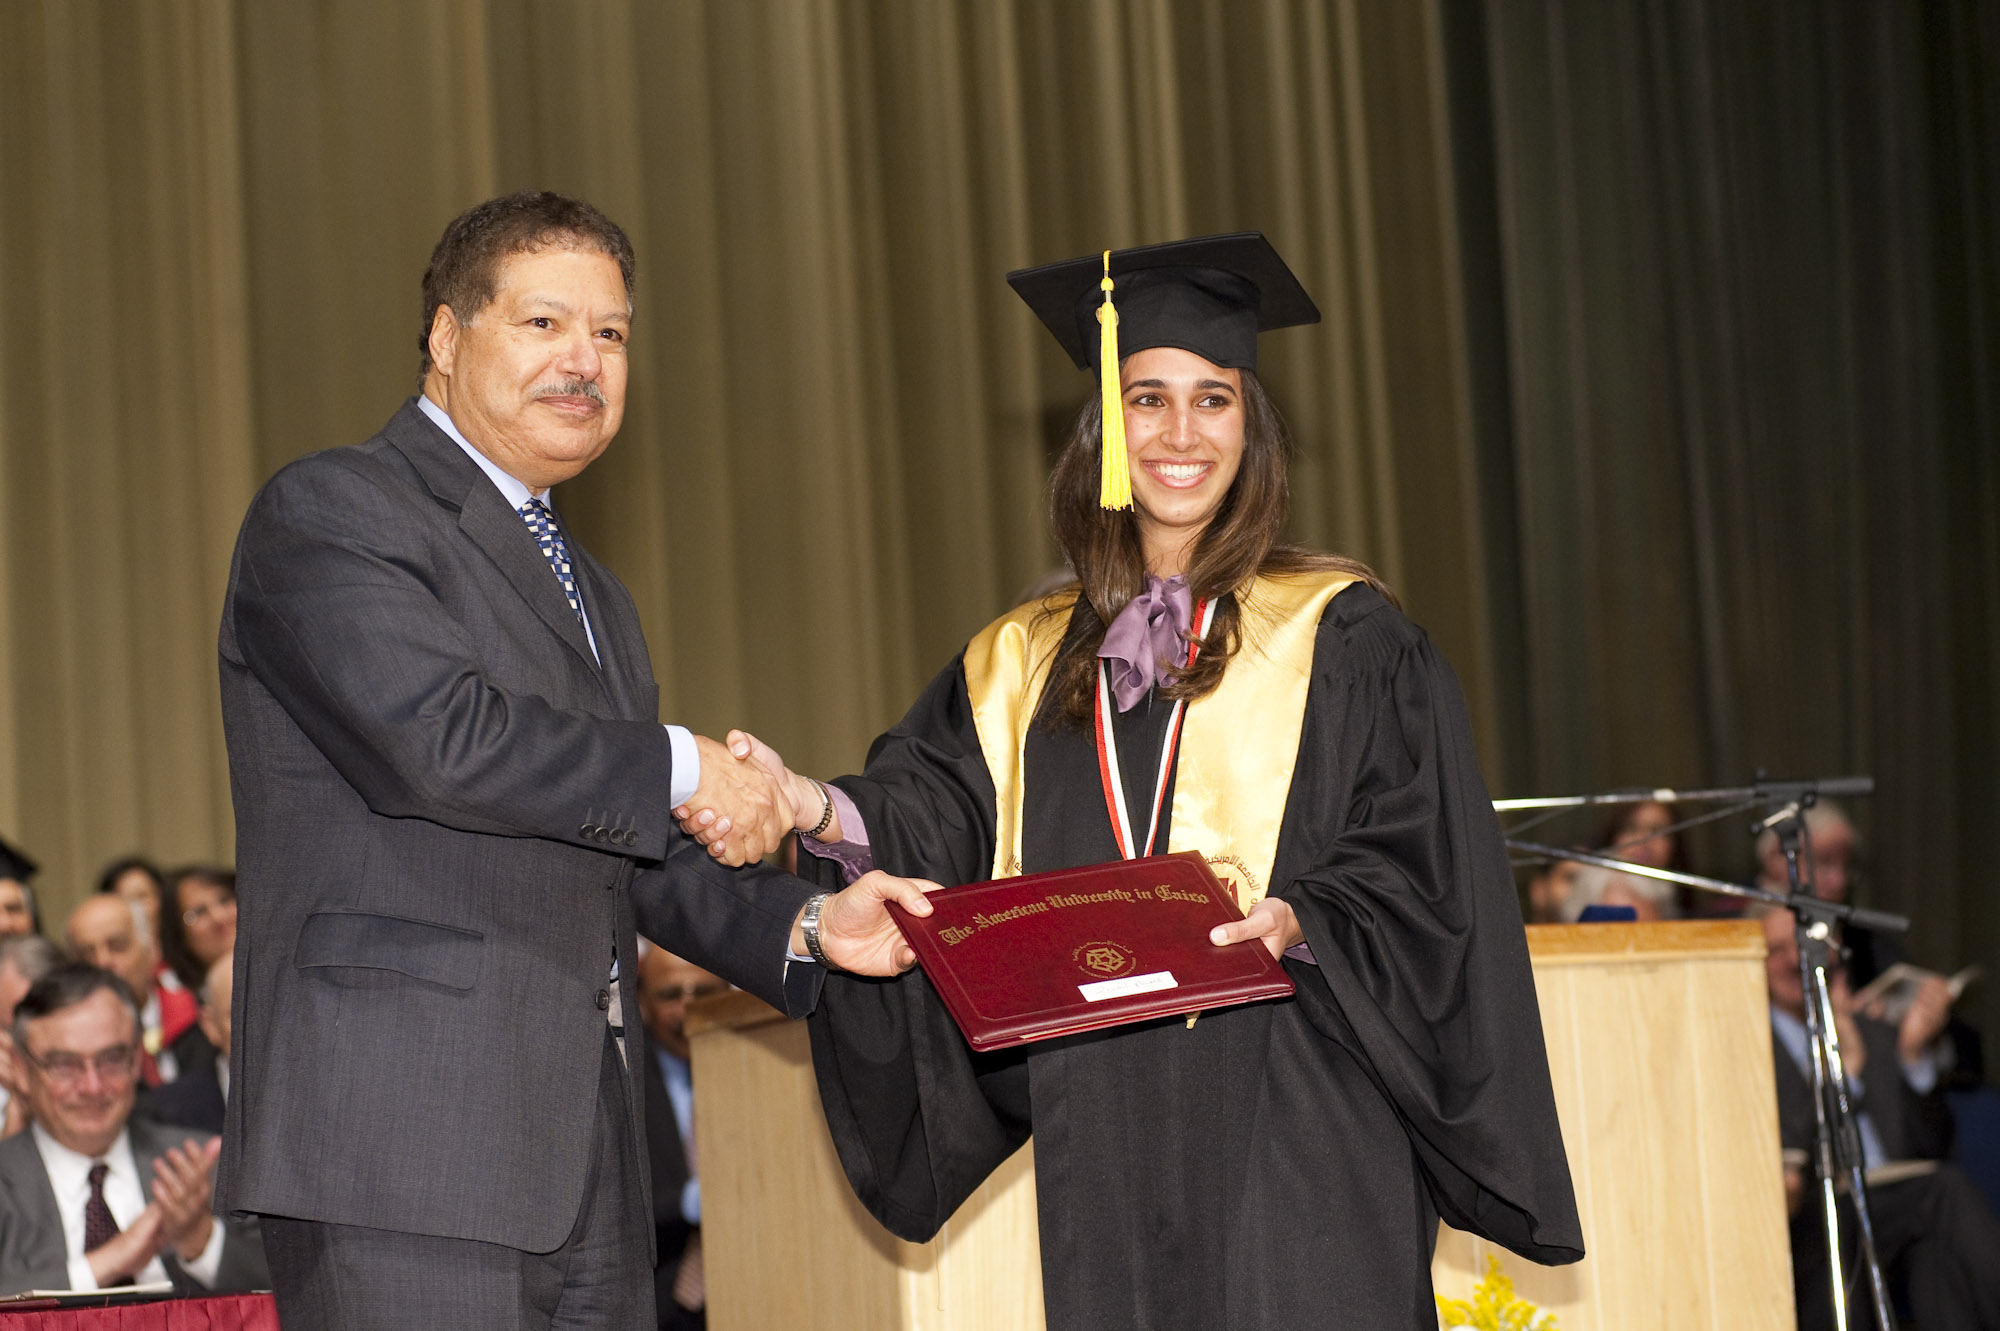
[1094,597,1217,860]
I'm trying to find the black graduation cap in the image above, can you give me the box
[1006,232,1319,508]
[1006,231,1319,374]
[0,835,36,883]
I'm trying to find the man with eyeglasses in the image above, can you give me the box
[0,964,267,1295]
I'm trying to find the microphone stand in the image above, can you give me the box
[1502,779,1900,1330]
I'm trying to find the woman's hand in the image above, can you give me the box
[1209,896,1304,961]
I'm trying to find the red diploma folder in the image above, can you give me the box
[885,851,1296,1050]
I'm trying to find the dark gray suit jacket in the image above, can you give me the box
[217,401,822,1251]
[1771,1011,1953,1164]
[0,1118,269,1295]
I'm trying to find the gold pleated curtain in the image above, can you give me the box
[0,0,1483,917]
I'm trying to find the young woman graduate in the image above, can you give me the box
[698,234,1583,1329]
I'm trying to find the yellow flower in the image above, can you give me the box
[1435,1254,1558,1330]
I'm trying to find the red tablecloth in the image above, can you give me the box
[0,1293,277,1330]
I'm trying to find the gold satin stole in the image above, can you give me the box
[961,572,1355,908]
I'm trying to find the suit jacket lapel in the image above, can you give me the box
[384,401,607,682]
[570,549,649,721]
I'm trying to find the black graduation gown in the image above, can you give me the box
[807,584,1582,1331]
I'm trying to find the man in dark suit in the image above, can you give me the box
[217,192,930,1329]
[145,954,230,1137]
[0,964,267,1295]
[1760,908,2000,1328]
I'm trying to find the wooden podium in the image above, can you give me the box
[688,920,1794,1330]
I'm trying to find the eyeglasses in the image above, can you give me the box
[182,898,235,927]
[23,1044,138,1088]
[647,982,729,1004]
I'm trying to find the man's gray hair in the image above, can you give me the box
[10,963,141,1050]
[0,933,61,988]
[1754,799,1854,863]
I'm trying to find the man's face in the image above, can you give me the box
[638,949,727,1062]
[65,897,154,1003]
[19,989,140,1158]
[1762,909,1806,1017]
[1761,817,1854,902]
[426,246,630,491]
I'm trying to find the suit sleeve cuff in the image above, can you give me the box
[664,725,699,807]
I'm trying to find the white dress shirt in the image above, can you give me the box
[31,1124,224,1291]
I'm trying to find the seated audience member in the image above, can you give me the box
[1598,799,1684,873]
[0,837,43,938]
[638,944,729,1331]
[157,867,236,995]
[1757,906,2000,1329]
[145,956,230,1136]
[1559,864,1676,922]
[63,898,198,1086]
[0,964,268,1294]
[1757,801,1982,1086]
[96,858,166,957]
[1526,852,1586,924]
[0,935,62,1136]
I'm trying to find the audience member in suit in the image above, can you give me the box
[63,897,198,1087]
[0,964,267,1295]
[1759,907,2000,1329]
[145,955,230,1137]
[638,945,727,1331]
[0,935,62,1137]
[1756,802,1983,1085]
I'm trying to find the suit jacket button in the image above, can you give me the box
[595,987,611,1011]
[580,823,597,838]
[596,828,612,843]
[621,830,637,847]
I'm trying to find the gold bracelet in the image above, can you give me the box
[806,779,835,839]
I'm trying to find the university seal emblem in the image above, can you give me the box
[1074,940,1136,978]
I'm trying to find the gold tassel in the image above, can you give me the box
[1097,251,1132,510]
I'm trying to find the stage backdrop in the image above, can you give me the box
[0,0,1993,1034]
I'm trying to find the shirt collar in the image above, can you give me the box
[418,394,550,512]
[32,1122,136,1195]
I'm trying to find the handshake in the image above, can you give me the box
[673,730,935,977]
[672,730,828,867]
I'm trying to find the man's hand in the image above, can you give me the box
[673,734,792,866]
[150,1137,220,1262]
[1896,974,1953,1067]
[86,1203,165,1286]
[793,872,938,976]
[1209,896,1303,961]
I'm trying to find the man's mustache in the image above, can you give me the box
[532,379,607,407]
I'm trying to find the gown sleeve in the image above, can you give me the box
[804,653,1032,1241]
[1271,585,1586,1263]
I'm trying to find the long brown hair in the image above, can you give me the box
[1036,369,1390,726]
